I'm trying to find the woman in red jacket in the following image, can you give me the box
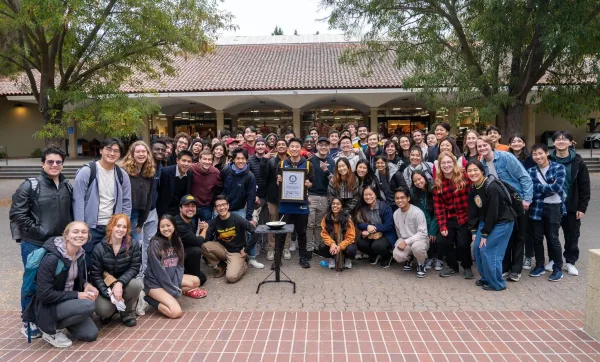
[432,151,473,279]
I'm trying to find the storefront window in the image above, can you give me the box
[301,106,364,137]
[237,108,292,135]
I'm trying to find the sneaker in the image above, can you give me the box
[136,291,147,316]
[283,249,292,260]
[288,239,297,252]
[416,264,426,278]
[439,266,457,277]
[507,272,521,282]
[548,269,564,282]
[522,257,532,270]
[344,259,352,269]
[266,250,275,261]
[248,258,264,269]
[434,259,443,271]
[424,259,433,270]
[42,331,72,348]
[380,256,393,269]
[328,258,335,269]
[213,263,226,278]
[403,260,413,271]
[502,272,509,280]
[565,263,579,276]
[299,257,310,269]
[463,268,474,279]
[355,251,364,260]
[369,255,381,265]
[529,267,546,277]
[544,260,554,272]
[21,323,42,339]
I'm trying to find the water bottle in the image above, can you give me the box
[319,260,328,268]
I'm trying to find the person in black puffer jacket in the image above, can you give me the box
[91,214,142,327]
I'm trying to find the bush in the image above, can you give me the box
[0,151,6,159]
[30,148,42,158]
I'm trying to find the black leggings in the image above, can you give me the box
[318,243,358,259]
[278,214,308,255]
[184,246,208,286]
[357,236,391,259]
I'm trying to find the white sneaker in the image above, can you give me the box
[21,323,42,339]
[283,249,292,260]
[565,263,579,276]
[266,250,275,261]
[248,258,264,269]
[328,258,335,269]
[545,261,554,272]
[288,240,297,252]
[355,252,363,260]
[42,331,72,348]
[136,290,147,316]
[344,259,352,269]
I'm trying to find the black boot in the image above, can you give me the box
[299,251,311,269]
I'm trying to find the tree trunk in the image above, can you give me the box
[41,107,65,148]
[499,101,525,144]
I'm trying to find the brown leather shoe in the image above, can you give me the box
[213,262,226,278]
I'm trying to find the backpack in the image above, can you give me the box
[484,175,525,217]
[83,160,124,186]
[22,247,66,342]
[10,177,73,242]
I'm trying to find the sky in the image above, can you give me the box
[218,0,343,37]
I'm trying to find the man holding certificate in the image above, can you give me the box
[277,137,316,268]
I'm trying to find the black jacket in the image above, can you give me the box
[427,145,440,163]
[22,237,87,335]
[90,238,142,299]
[10,172,73,246]
[264,155,285,204]
[128,173,153,227]
[156,165,193,218]
[221,164,256,220]
[468,179,515,236]
[550,152,591,213]
[175,214,204,248]
[247,155,268,198]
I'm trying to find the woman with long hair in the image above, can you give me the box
[432,151,473,279]
[463,130,480,162]
[319,197,357,270]
[121,141,155,242]
[403,146,433,187]
[328,158,360,214]
[410,170,441,271]
[508,134,535,169]
[373,155,406,208]
[211,142,227,170]
[397,135,413,171]
[143,215,204,319]
[467,160,515,291]
[22,221,98,348]
[91,214,142,326]
[355,185,397,267]
[355,160,380,197]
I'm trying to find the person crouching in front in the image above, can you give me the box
[319,197,357,270]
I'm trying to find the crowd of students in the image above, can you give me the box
[9,122,590,348]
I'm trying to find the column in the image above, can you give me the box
[293,109,301,136]
[141,116,150,143]
[216,110,225,135]
[68,120,77,159]
[167,116,174,137]
[369,107,378,133]
[585,249,600,340]
[231,115,238,131]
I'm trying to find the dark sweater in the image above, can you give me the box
[175,214,204,248]
[308,154,334,196]
[203,213,257,254]
[221,164,256,220]
[264,155,286,204]
[128,173,153,227]
[550,150,590,213]
[468,178,515,236]
[248,155,268,198]
[190,164,222,207]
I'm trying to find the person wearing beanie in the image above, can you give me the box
[189,138,203,163]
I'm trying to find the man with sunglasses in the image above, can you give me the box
[10,146,74,339]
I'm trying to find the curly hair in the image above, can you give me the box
[433,151,466,192]
[105,214,132,253]
[121,141,155,178]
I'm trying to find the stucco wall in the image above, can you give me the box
[0,97,46,157]
[534,110,599,145]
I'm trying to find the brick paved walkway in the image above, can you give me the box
[1,309,598,361]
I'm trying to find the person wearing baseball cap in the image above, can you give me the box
[173,195,208,291]
[226,138,240,159]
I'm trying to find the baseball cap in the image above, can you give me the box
[179,195,198,206]
[226,138,239,146]
[317,136,330,144]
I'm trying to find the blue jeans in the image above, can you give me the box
[130,209,142,242]
[84,226,106,267]
[21,240,42,313]
[197,206,214,222]
[231,209,256,258]
[473,221,514,291]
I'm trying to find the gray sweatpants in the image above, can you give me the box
[55,299,98,341]
[95,279,143,320]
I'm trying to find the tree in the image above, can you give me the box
[0,0,234,144]
[322,0,600,139]
[271,25,284,35]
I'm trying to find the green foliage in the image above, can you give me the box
[0,151,7,159]
[0,0,235,140]
[321,0,600,133]
[272,25,284,35]
[30,148,42,158]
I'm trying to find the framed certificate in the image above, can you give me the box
[280,169,306,203]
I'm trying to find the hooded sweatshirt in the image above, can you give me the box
[54,237,85,292]
[550,148,590,213]
[143,235,183,297]
[221,163,256,220]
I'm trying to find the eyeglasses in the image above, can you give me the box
[215,203,228,209]
[103,147,121,155]
[44,160,63,166]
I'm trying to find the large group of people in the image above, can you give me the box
[9,122,590,348]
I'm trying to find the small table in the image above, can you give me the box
[254,224,296,294]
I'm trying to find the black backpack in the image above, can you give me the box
[484,175,525,217]
[84,160,124,186]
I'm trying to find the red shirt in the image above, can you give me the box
[432,174,471,231]
[241,142,255,156]
[190,164,223,207]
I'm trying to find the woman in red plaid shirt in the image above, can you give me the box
[432,152,474,279]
